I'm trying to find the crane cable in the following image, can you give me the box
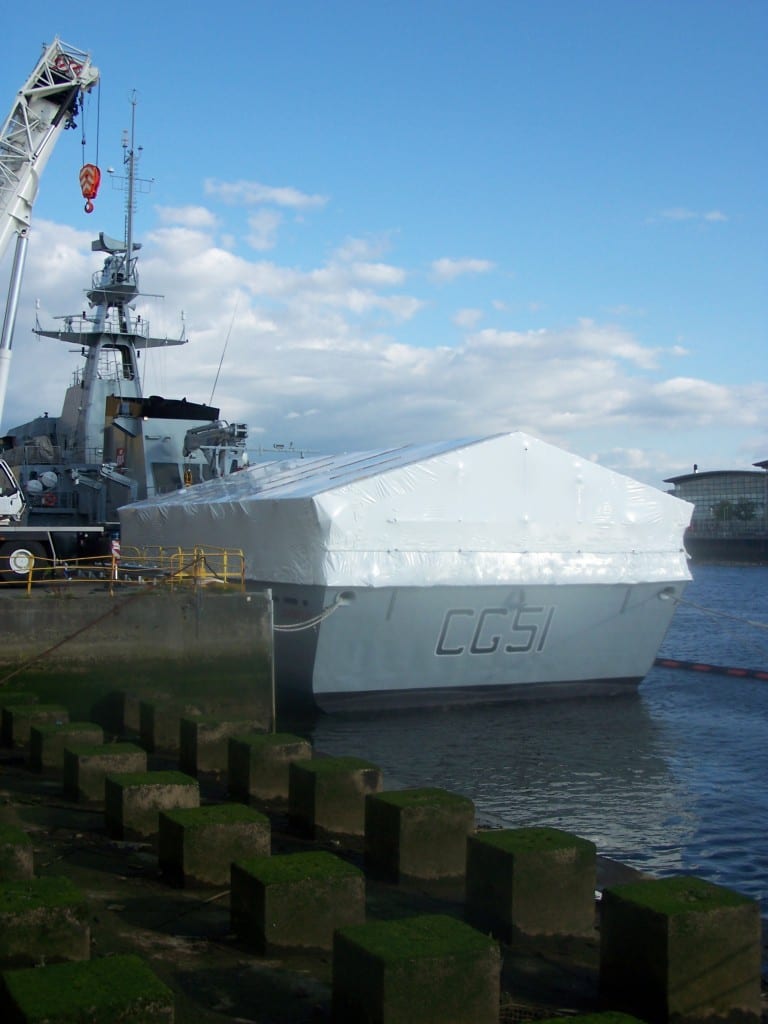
[79,80,101,213]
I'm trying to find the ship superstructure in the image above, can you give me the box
[1,96,247,528]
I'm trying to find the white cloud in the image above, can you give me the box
[204,179,328,210]
[333,235,395,262]
[430,257,495,283]
[246,209,283,251]
[6,217,763,493]
[155,205,217,228]
[655,207,729,224]
[453,308,483,329]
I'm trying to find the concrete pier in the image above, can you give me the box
[0,666,763,1023]
[159,803,271,887]
[1,954,175,1022]
[0,876,90,966]
[600,875,762,1024]
[231,850,365,953]
[466,826,597,942]
[104,770,200,840]
[289,755,383,838]
[365,787,475,883]
[332,913,501,1023]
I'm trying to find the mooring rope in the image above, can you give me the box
[656,593,768,681]
[272,596,345,633]
[673,594,768,632]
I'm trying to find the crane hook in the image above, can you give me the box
[79,163,101,215]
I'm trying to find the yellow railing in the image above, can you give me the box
[1,546,246,594]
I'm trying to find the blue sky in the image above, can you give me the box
[1,1,766,487]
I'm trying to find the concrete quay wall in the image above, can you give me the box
[0,589,275,726]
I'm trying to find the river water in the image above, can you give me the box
[306,564,768,930]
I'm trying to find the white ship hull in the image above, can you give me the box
[120,432,693,713]
[269,578,685,711]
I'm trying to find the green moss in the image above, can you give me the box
[32,721,101,738]
[301,756,377,775]
[2,953,172,1019]
[0,825,31,847]
[337,913,496,961]
[238,731,308,749]
[538,1015,643,1024]
[161,803,268,828]
[375,787,473,809]
[475,826,595,855]
[7,703,66,717]
[0,692,38,709]
[0,876,84,913]
[610,875,752,915]
[66,742,143,758]
[5,654,272,721]
[236,851,362,884]
[182,713,262,727]
[107,771,197,789]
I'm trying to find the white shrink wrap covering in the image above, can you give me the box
[120,432,692,589]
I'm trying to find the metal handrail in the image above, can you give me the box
[0,546,246,594]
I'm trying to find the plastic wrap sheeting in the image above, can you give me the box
[119,432,693,587]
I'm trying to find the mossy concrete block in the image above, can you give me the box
[333,913,500,1024]
[63,743,148,803]
[540,1016,644,1024]
[365,787,475,882]
[0,876,89,967]
[0,953,174,1022]
[231,850,365,953]
[1,705,69,748]
[159,803,270,887]
[90,689,142,736]
[179,715,265,776]
[289,756,382,838]
[465,826,597,941]
[0,693,38,716]
[139,700,202,753]
[599,875,762,1024]
[229,732,312,804]
[104,771,200,840]
[29,721,103,773]
[0,826,33,881]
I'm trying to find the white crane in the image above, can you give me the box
[0,38,99,430]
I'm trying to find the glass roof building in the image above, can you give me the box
[664,464,768,563]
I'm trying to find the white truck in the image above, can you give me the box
[0,457,104,582]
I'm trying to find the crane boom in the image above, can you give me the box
[0,38,99,257]
[0,38,99,430]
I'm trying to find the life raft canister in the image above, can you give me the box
[79,163,101,214]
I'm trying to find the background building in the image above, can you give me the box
[664,465,768,563]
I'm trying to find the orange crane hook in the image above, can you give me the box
[79,163,101,213]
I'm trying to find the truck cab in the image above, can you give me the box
[0,459,25,523]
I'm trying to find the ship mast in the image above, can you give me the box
[121,91,138,316]
[33,95,186,460]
